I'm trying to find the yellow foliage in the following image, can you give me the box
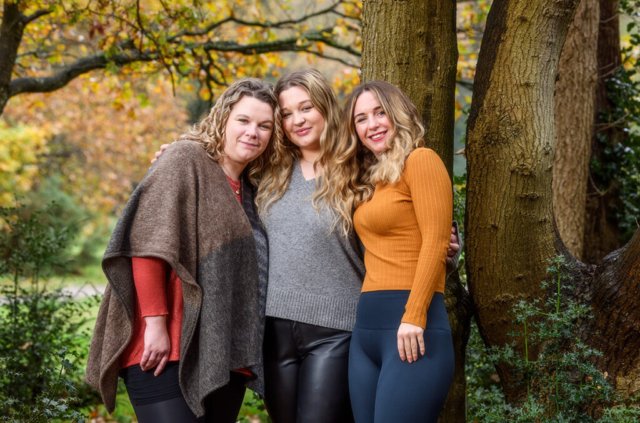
[0,122,49,207]
[3,73,188,218]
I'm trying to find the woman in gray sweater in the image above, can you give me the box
[255,69,363,423]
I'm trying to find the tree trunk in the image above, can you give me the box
[361,2,470,421]
[553,0,599,260]
[467,0,640,403]
[0,1,25,115]
[583,0,625,263]
[442,269,473,422]
[361,0,457,174]
[465,0,580,402]
[589,230,640,398]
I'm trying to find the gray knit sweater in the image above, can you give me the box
[263,162,364,332]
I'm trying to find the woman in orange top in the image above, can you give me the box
[330,81,454,422]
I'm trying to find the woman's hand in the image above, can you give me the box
[397,322,425,363]
[150,143,172,164]
[446,225,460,260]
[140,315,171,376]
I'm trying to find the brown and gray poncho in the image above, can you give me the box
[86,141,268,417]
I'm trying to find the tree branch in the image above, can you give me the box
[4,2,359,104]
[171,1,344,39]
[304,29,361,57]
[22,9,53,24]
[227,1,343,28]
[8,50,157,95]
[8,29,358,97]
[457,79,474,90]
[303,50,359,68]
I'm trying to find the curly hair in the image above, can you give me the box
[255,69,342,215]
[320,81,426,236]
[178,78,283,187]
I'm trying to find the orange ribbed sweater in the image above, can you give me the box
[354,148,453,329]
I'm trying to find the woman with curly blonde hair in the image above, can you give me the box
[256,69,363,423]
[338,81,455,422]
[87,78,277,423]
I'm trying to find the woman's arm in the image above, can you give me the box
[132,257,171,376]
[397,149,453,362]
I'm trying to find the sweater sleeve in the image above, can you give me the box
[131,257,169,317]
[401,149,453,328]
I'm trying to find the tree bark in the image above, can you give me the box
[0,1,25,115]
[361,0,457,174]
[583,0,625,263]
[589,230,640,397]
[361,2,469,421]
[467,0,640,403]
[553,0,599,260]
[442,269,473,422]
[466,0,580,402]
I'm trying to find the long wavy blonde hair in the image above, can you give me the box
[319,81,426,236]
[178,78,283,186]
[255,69,342,214]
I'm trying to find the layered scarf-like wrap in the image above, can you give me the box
[86,141,267,417]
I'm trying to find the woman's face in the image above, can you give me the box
[353,90,393,156]
[223,96,274,168]
[278,86,325,153]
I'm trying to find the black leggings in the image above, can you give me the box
[121,362,246,423]
[263,317,354,423]
[348,291,454,423]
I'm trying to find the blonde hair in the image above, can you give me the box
[179,78,282,186]
[256,69,342,214]
[320,81,426,236]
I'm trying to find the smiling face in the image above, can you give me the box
[278,86,325,154]
[223,95,274,171]
[353,90,394,156]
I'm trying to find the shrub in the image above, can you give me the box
[466,256,640,422]
[0,203,98,422]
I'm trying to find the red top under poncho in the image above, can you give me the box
[121,175,243,368]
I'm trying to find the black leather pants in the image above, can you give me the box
[263,317,355,423]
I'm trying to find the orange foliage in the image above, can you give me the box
[2,73,189,218]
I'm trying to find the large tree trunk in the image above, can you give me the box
[361,2,471,421]
[467,0,640,402]
[361,0,457,174]
[465,0,580,402]
[0,1,25,115]
[583,0,625,263]
[553,0,599,260]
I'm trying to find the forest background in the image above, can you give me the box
[0,0,639,422]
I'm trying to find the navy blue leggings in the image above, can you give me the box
[348,291,454,423]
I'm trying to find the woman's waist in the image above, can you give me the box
[361,275,445,294]
[354,290,448,330]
